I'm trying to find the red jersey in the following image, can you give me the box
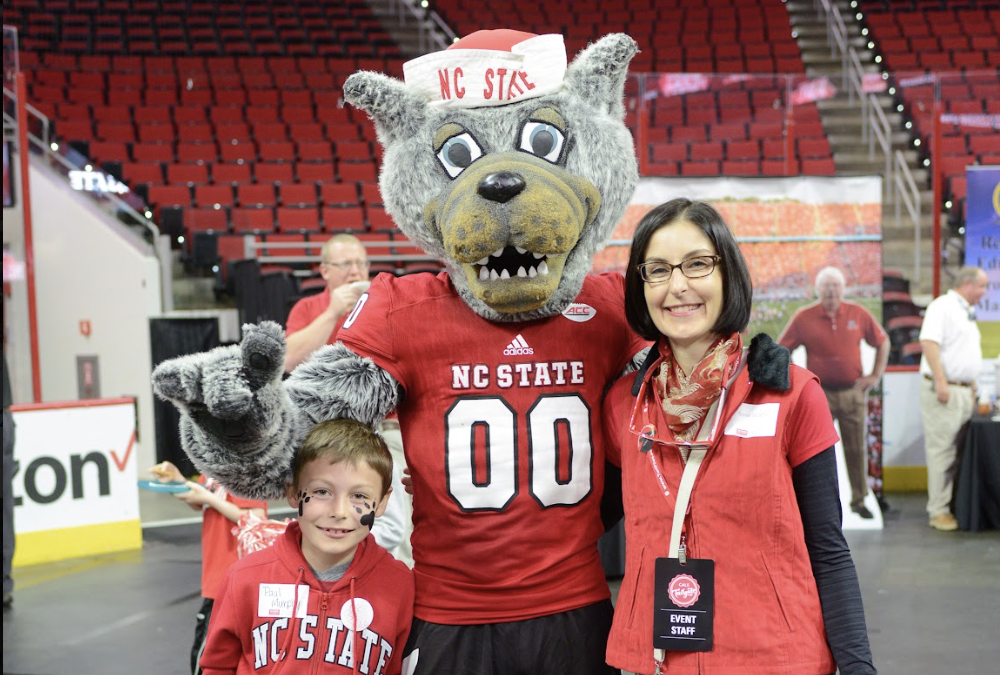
[285,291,348,345]
[201,477,267,599]
[201,523,414,675]
[779,301,887,389]
[338,272,648,624]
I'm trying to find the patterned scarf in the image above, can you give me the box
[652,334,742,442]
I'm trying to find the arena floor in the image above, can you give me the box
[3,493,998,675]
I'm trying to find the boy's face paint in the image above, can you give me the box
[297,490,311,517]
[286,459,389,571]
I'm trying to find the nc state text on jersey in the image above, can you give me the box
[451,361,585,390]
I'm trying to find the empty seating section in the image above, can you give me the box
[9,0,399,58]
[861,1,1000,225]
[433,0,803,73]
[16,1,402,247]
[432,0,834,177]
[643,74,832,177]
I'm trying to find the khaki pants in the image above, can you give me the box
[919,378,974,518]
[823,387,869,509]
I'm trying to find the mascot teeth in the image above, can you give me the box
[477,245,549,281]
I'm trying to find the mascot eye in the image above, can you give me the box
[520,121,565,163]
[437,133,483,178]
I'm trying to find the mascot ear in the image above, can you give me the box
[563,33,639,119]
[343,71,428,145]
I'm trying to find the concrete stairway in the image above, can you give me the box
[786,0,939,298]
[367,0,454,59]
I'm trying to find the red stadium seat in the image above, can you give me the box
[339,162,378,183]
[178,123,214,143]
[279,184,318,206]
[213,163,253,184]
[721,159,761,175]
[123,162,165,184]
[195,184,235,208]
[148,184,192,207]
[322,206,366,232]
[689,141,724,162]
[168,163,210,185]
[237,184,277,207]
[186,207,230,233]
[726,139,760,161]
[133,142,175,163]
[321,183,360,206]
[177,143,219,164]
[297,163,336,183]
[650,143,688,163]
[366,205,396,232]
[360,182,383,207]
[231,207,276,233]
[219,142,256,164]
[255,162,295,183]
[276,207,321,233]
[259,142,296,162]
[801,157,836,175]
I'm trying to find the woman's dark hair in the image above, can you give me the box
[624,198,753,341]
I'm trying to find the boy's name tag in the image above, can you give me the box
[653,558,715,652]
[723,402,779,438]
[258,583,310,618]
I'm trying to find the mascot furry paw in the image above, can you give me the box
[153,29,645,674]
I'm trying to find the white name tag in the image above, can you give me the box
[257,583,310,619]
[723,403,779,438]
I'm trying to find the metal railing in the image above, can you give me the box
[893,149,923,284]
[814,0,926,281]
[867,92,893,198]
[3,79,174,310]
[243,238,440,272]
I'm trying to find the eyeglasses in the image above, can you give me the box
[637,255,720,284]
[322,259,369,271]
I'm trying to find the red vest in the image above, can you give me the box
[604,357,838,675]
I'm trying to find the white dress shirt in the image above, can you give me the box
[918,289,983,382]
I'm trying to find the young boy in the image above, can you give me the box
[198,419,414,675]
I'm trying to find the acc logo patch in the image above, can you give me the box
[562,303,596,322]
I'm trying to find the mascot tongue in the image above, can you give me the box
[403,29,568,110]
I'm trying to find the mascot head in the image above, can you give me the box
[343,30,639,322]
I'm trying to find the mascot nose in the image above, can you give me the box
[478,172,526,203]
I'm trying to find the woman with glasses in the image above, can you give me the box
[603,199,876,675]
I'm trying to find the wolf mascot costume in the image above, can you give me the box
[154,30,646,674]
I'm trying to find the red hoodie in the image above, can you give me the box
[201,522,414,675]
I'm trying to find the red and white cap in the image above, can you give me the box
[403,29,567,110]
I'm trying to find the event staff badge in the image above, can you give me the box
[653,558,715,651]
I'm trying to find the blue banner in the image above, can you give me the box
[965,166,1000,320]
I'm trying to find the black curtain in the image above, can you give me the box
[149,317,221,475]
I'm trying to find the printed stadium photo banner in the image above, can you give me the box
[597,175,885,530]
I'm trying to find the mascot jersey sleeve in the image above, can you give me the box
[339,271,646,624]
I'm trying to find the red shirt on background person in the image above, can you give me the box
[283,234,371,373]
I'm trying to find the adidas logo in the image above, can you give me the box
[503,334,534,356]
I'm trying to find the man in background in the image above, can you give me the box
[283,233,371,373]
[779,266,890,519]
[919,266,987,531]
